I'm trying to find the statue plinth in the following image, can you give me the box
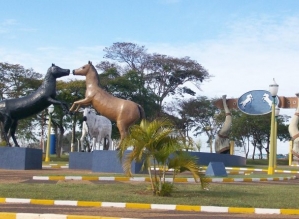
[0,147,42,170]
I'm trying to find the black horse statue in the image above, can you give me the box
[0,64,70,147]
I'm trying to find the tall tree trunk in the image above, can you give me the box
[252,142,256,160]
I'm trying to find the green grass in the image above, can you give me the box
[0,181,298,209]
[42,154,69,163]
[1,156,298,209]
[246,158,289,166]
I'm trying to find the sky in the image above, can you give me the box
[1,0,299,155]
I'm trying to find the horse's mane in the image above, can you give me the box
[90,63,98,74]
[89,62,101,86]
[43,66,53,82]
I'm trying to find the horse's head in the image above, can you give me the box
[73,61,94,76]
[47,64,70,78]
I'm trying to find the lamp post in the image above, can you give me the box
[274,106,280,169]
[45,104,54,162]
[268,79,279,175]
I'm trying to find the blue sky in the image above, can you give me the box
[1,0,299,154]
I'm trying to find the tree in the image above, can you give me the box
[118,119,207,196]
[229,109,252,158]
[0,62,42,99]
[163,100,197,151]
[230,111,290,159]
[103,42,149,73]
[174,96,221,152]
[0,62,43,145]
[100,42,211,116]
[145,54,210,113]
[55,80,86,154]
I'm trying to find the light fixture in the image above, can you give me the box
[48,104,54,114]
[269,78,279,97]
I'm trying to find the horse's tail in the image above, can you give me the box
[137,104,145,120]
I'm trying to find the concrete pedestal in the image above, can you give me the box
[69,151,145,174]
[91,150,144,173]
[69,151,246,174]
[188,152,246,166]
[0,147,42,170]
[205,162,227,177]
[69,152,92,170]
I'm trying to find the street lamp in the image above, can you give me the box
[45,104,54,162]
[268,78,279,175]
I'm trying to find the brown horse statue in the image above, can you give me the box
[69,61,145,145]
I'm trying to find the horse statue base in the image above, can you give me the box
[0,147,42,170]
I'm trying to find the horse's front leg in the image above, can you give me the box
[69,103,78,112]
[70,98,93,112]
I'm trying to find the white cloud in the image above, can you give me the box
[0,45,106,82]
[144,14,299,100]
[143,15,299,154]
[1,19,17,26]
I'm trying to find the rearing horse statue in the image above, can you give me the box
[69,61,145,144]
[0,64,70,147]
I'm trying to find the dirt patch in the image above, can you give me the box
[56,180,94,185]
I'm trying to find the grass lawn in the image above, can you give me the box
[0,181,298,209]
[5,156,294,209]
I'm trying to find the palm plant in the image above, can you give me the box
[118,118,207,196]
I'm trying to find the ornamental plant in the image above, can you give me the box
[118,118,208,196]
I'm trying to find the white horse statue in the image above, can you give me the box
[80,108,112,152]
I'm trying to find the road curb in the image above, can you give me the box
[0,212,136,219]
[1,197,299,215]
[32,175,296,182]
